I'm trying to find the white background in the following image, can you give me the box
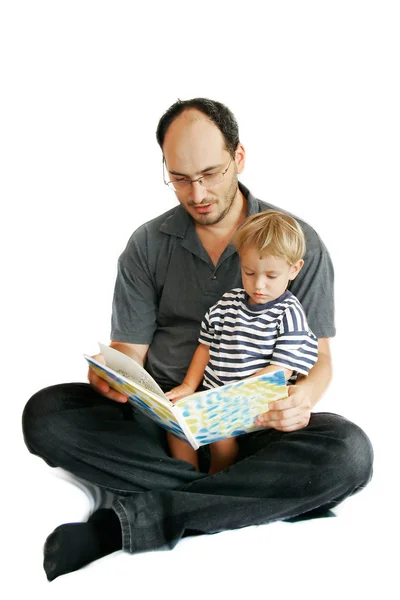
[1,1,399,598]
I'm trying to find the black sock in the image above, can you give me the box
[43,508,122,581]
[284,507,337,523]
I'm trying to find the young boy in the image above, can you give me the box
[165,210,319,473]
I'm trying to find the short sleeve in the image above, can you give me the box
[270,304,319,375]
[111,227,158,344]
[288,224,335,339]
[198,309,214,346]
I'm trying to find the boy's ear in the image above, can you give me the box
[288,259,304,281]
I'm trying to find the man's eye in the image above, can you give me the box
[267,275,277,279]
[244,272,254,276]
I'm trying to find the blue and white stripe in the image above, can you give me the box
[199,288,318,388]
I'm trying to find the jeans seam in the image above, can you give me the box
[113,499,132,552]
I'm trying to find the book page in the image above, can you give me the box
[99,343,167,398]
[174,371,288,446]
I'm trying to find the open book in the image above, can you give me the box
[84,343,288,450]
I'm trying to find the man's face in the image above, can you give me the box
[162,110,244,226]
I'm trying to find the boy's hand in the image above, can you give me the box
[165,383,195,403]
[255,385,312,432]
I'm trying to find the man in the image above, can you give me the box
[22,98,373,581]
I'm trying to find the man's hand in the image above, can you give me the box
[255,384,312,432]
[88,353,129,403]
[165,382,195,403]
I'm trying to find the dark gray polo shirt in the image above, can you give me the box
[111,183,335,391]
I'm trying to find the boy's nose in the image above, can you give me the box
[255,276,267,291]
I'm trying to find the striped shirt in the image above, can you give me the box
[199,288,319,388]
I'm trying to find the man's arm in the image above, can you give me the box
[255,338,332,432]
[88,341,150,403]
[295,337,332,407]
[109,341,149,367]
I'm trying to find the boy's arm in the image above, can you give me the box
[165,343,210,402]
[255,338,332,431]
[251,364,293,382]
[183,343,210,389]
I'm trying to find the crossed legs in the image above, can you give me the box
[22,383,373,580]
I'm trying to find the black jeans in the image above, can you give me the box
[22,383,373,553]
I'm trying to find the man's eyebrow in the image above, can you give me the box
[168,163,223,177]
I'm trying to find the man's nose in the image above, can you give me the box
[189,181,207,204]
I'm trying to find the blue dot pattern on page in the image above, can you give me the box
[131,395,187,438]
[178,372,287,445]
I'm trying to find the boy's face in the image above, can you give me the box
[240,246,303,305]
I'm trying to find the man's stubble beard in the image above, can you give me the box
[189,173,239,226]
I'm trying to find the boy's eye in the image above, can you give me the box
[267,275,277,279]
[244,272,254,276]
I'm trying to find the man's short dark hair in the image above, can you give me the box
[156,97,240,157]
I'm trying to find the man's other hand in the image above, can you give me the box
[255,385,312,432]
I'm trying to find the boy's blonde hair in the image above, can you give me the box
[233,210,306,265]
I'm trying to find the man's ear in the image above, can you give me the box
[289,259,304,281]
[235,143,246,175]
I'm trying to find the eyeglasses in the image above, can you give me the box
[164,157,233,192]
